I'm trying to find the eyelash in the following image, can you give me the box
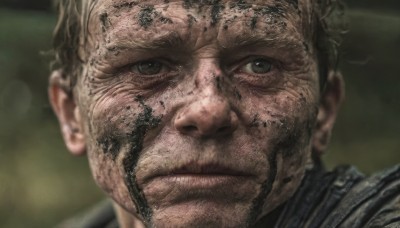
[233,57,281,75]
[120,56,281,79]
[122,59,177,77]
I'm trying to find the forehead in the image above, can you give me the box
[84,0,314,57]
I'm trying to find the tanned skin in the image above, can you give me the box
[49,0,343,227]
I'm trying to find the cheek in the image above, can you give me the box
[82,96,142,211]
[87,150,136,211]
[242,89,317,214]
[262,143,312,215]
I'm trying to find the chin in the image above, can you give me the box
[150,200,252,228]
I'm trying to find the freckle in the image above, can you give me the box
[203,27,208,32]
[159,101,165,108]
[263,122,267,127]
[223,24,228,30]
[126,106,131,110]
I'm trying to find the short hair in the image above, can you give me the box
[51,0,347,93]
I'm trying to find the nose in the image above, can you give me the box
[174,96,239,138]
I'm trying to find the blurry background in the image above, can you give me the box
[0,0,399,227]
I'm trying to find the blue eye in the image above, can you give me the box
[131,60,164,75]
[242,58,272,74]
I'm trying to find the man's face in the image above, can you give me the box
[71,0,321,226]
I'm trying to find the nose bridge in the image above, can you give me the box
[174,58,238,138]
[194,58,224,93]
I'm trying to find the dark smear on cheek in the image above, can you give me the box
[97,133,121,160]
[99,12,111,32]
[246,109,317,225]
[247,149,278,226]
[275,119,304,158]
[123,97,161,225]
[139,5,155,28]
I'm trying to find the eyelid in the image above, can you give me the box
[229,56,281,74]
[122,58,178,76]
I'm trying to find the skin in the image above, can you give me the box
[49,0,344,227]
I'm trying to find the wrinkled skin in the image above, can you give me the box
[50,0,343,227]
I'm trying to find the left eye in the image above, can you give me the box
[241,58,273,74]
[130,60,165,75]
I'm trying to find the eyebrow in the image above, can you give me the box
[224,32,305,53]
[105,32,185,53]
[103,29,306,58]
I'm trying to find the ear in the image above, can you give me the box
[312,70,345,156]
[49,70,86,156]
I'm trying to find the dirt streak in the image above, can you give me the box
[122,97,161,225]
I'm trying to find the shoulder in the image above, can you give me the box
[56,200,118,228]
[276,164,400,228]
[331,164,400,228]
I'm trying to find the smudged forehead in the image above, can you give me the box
[87,0,314,54]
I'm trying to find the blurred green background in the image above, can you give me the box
[0,1,399,227]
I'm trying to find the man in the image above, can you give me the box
[49,0,400,227]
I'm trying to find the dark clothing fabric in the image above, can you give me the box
[58,165,400,228]
[275,165,400,228]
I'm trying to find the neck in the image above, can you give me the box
[113,202,146,228]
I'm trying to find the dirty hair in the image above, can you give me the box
[51,0,347,93]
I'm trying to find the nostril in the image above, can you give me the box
[182,125,198,133]
[217,126,231,134]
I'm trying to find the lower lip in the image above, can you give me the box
[143,174,257,205]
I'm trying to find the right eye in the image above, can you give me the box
[129,60,169,76]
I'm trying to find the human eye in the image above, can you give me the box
[239,58,274,75]
[129,60,170,76]
[231,56,283,90]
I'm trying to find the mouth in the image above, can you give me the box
[141,162,255,190]
[170,162,251,176]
